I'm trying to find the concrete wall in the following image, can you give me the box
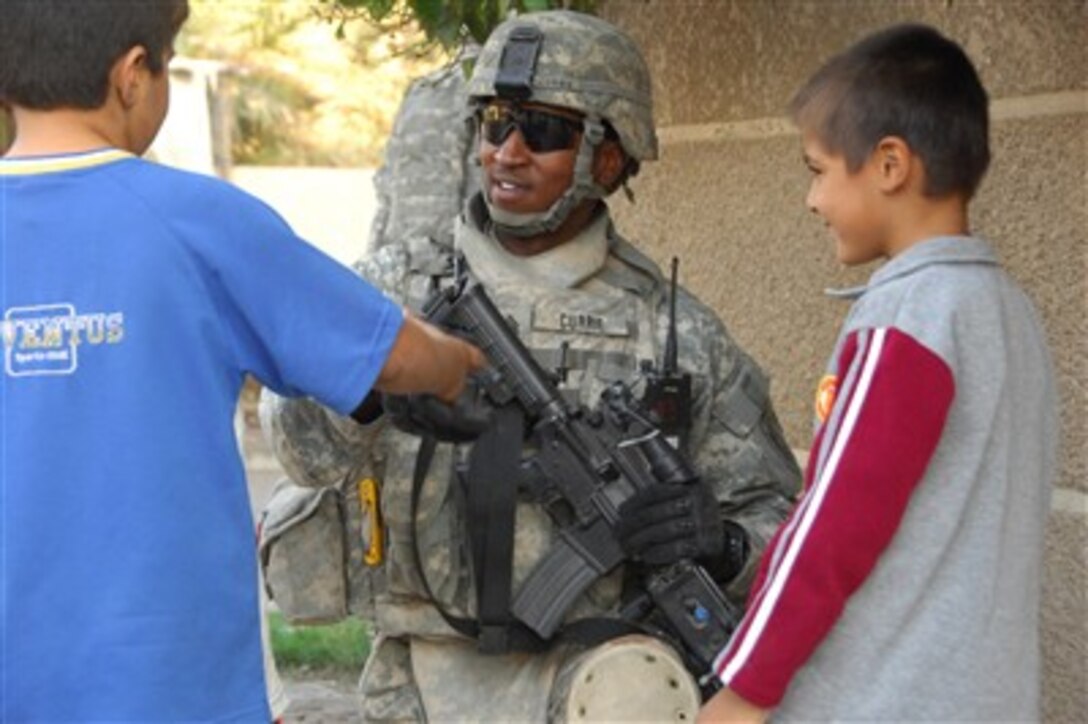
[597,1,1086,721]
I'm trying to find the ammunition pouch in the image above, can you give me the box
[259,474,384,624]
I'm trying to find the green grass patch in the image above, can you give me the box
[267,611,371,670]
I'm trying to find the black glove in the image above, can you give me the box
[382,390,493,444]
[616,481,750,583]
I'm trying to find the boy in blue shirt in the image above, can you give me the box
[699,23,1058,723]
[0,1,482,720]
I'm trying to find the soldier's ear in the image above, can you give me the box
[592,140,627,192]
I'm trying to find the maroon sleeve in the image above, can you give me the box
[712,327,954,707]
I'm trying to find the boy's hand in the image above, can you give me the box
[377,312,486,402]
[416,314,487,402]
[697,688,768,724]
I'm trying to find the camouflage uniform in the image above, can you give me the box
[365,44,479,256]
[259,11,800,722]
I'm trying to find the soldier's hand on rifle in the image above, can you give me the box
[616,481,750,583]
[383,388,493,444]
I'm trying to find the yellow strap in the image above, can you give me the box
[358,478,384,566]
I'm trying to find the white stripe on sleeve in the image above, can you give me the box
[720,328,886,684]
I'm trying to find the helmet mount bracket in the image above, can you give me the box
[495,26,543,103]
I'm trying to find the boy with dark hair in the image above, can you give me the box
[0,1,482,720]
[0,0,188,111]
[699,23,1058,723]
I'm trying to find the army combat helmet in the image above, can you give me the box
[467,10,658,237]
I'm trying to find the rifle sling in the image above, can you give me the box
[410,422,643,655]
[410,423,548,653]
[466,404,523,653]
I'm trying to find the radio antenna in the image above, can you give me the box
[664,256,679,374]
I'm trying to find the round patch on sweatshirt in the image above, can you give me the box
[815,374,838,423]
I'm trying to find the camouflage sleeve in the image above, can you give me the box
[680,297,803,603]
[259,246,414,489]
[258,389,382,488]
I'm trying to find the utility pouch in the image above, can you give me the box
[259,480,349,624]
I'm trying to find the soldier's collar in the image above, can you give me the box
[456,199,610,290]
[825,236,997,300]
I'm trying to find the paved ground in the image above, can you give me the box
[239,401,364,723]
[279,674,363,723]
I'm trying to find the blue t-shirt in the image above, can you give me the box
[1,149,403,721]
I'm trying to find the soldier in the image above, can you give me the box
[259,11,801,722]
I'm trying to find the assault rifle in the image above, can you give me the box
[421,277,739,676]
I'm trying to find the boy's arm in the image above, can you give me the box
[261,323,487,490]
[708,327,954,709]
[374,311,484,403]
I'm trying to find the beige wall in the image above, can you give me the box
[598,0,1086,721]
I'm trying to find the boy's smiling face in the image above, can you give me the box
[801,132,889,266]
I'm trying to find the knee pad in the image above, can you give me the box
[550,635,700,722]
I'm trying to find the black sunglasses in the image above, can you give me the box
[478,103,583,153]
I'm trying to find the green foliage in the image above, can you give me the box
[173,0,596,166]
[178,0,445,166]
[318,0,598,49]
[230,72,329,166]
[268,611,371,670]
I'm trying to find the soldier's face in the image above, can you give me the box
[479,101,582,215]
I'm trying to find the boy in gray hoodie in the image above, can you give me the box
[700,23,1059,723]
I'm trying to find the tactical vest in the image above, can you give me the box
[262,204,781,643]
[369,207,688,640]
